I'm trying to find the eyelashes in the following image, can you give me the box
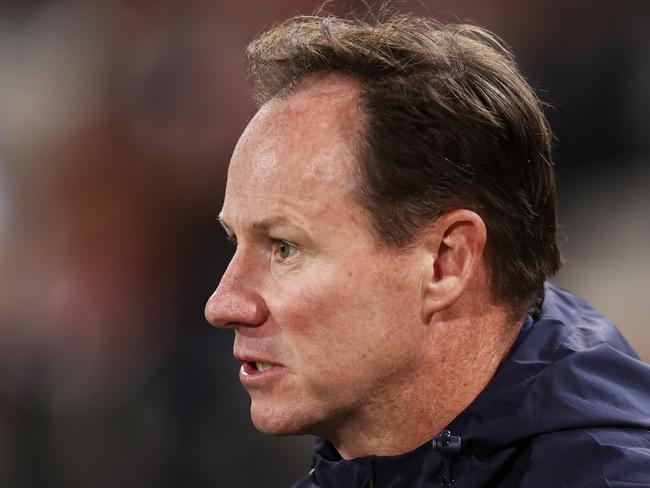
[224,234,299,263]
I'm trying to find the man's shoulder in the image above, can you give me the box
[512,426,650,487]
[467,283,650,440]
[536,282,639,356]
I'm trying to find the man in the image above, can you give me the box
[205,14,650,487]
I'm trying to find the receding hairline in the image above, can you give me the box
[246,14,519,108]
[256,71,364,114]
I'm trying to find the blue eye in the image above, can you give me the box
[276,240,296,260]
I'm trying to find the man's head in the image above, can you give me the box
[205,14,561,457]
[246,15,560,312]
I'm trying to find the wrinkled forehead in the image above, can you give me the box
[226,76,364,199]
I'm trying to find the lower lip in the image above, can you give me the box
[239,363,286,387]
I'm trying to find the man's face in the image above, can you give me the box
[205,77,429,438]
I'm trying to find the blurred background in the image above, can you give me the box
[0,0,647,486]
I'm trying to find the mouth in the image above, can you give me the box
[238,358,286,387]
[241,360,280,375]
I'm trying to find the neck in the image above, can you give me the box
[326,303,523,460]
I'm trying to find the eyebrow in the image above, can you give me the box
[217,215,297,235]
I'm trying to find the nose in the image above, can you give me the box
[204,255,268,329]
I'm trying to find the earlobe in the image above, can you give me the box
[420,210,487,324]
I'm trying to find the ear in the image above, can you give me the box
[420,209,487,323]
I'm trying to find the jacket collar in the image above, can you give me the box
[310,437,445,488]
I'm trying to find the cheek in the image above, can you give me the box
[276,271,361,342]
[267,269,368,369]
[268,260,420,377]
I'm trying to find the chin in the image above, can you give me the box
[250,399,320,436]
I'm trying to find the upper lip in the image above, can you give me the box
[234,350,282,366]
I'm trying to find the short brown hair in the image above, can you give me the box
[246,15,561,312]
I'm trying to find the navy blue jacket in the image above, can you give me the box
[292,283,650,487]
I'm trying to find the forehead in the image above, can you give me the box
[222,76,365,226]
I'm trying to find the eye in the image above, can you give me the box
[274,240,297,261]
